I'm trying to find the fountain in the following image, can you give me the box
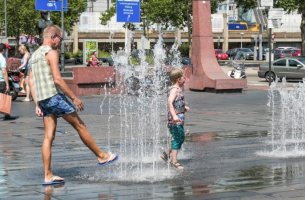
[257,79,305,158]
[96,34,188,182]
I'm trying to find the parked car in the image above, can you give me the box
[251,47,266,60]
[214,49,229,60]
[235,48,254,60]
[273,49,294,59]
[226,48,239,59]
[291,48,302,57]
[258,57,305,82]
[276,47,298,50]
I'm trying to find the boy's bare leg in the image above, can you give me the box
[171,150,178,163]
[42,115,59,181]
[62,112,110,162]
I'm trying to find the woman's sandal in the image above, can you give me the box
[161,151,169,162]
[170,162,184,170]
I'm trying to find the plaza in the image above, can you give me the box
[2,84,305,199]
[1,1,305,199]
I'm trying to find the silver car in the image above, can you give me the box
[258,57,305,82]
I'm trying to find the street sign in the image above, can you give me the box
[116,0,140,23]
[35,0,67,12]
[268,19,282,29]
[268,8,285,20]
[260,0,273,7]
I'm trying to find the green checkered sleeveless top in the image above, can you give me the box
[30,45,58,102]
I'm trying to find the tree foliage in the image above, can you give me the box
[100,0,224,30]
[48,0,87,35]
[0,0,87,37]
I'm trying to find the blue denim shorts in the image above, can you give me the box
[39,93,75,117]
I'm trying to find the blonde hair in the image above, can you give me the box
[169,68,183,84]
[18,44,29,53]
[42,25,62,39]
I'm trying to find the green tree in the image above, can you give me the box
[49,0,87,34]
[0,0,37,39]
[234,0,305,54]
[100,0,223,57]
[101,0,223,30]
[0,0,86,51]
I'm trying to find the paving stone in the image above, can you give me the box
[1,91,305,199]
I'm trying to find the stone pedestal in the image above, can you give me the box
[189,0,246,92]
[64,66,117,96]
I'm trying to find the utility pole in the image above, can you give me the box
[4,0,7,39]
[268,27,272,86]
[142,17,147,37]
[60,0,65,72]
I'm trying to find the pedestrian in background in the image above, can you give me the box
[0,43,17,120]
[161,68,189,170]
[18,44,31,101]
[29,25,118,186]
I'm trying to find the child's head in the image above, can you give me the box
[169,68,184,84]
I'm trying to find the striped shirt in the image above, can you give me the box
[30,45,58,102]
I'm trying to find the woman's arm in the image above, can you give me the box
[18,53,30,69]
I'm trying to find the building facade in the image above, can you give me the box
[75,0,302,53]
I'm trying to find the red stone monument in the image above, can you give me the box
[189,0,246,91]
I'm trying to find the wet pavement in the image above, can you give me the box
[2,89,305,199]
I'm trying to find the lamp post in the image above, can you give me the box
[4,0,6,39]
[141,16,147,37]
[60,0,65,72]
[88,0,97,12]
[240,32,244,48]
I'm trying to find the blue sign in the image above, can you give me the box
[228,23,248,31]
[117,0,140,23]
[35,0,67,11]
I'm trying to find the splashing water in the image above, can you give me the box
[257,78,305,158]
[98,34,184,182]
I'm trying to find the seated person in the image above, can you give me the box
[88,51,99,67]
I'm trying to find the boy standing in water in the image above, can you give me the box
[161,68,189,170]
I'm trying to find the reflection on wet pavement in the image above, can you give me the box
[2,128,305,199]
[182,130,305,196]
[43,184,65,200]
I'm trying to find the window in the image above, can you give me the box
[81,16,88,25]
[289,60,299,67]
[274,59,286,66]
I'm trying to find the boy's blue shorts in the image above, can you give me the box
[39,93,75,117]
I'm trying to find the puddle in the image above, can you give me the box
[187,130,268,142]
[186,132,216,142]
[214,162,305,192]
